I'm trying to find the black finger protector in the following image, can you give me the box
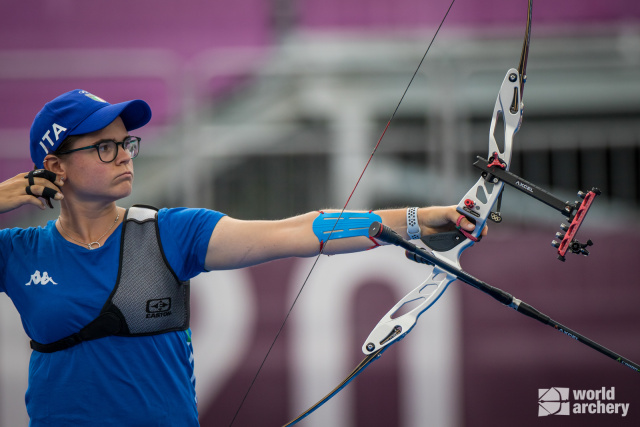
[24,170,58,208]
[41,187,58,200]
[25,169,58,185]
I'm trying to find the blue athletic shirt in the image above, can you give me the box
[0,207,225,426]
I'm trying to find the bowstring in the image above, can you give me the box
[228,1,458,425]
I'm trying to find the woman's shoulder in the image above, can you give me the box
[156,207,226,223]
[0,219,57,241]
[155,207,226,244]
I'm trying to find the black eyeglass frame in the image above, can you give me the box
[55,136,141,163]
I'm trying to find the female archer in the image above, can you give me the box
[0,89,484,426]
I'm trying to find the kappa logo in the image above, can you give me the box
[539,387,570,416]
[146,298,172,318]
[25,270,58,286]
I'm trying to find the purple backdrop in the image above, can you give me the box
[194,224,640,426]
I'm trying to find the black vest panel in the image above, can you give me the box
[30,206,190,353]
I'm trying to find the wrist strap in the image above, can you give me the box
[406,207,420,240]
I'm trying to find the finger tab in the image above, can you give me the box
[25,169,58,185]
[41,187,59,200]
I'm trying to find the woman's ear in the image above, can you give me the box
[43,155,65,177]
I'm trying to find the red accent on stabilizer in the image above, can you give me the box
[487,152,506,169]
[557,191,597,257]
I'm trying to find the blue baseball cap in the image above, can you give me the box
[29,89,152,168]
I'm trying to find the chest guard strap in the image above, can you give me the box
[30,206,190,353]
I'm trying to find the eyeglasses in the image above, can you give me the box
[56,136,141,163]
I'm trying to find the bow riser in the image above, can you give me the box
[435,67,524,265]
[362,268,456,355]
[489,67,523,165]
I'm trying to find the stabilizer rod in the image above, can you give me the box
[369,221,640,374]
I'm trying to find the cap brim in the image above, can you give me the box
[71,99,152,136]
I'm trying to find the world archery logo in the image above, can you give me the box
[538,387,570,416]
[146,298,172,318]
[538,387,630,417]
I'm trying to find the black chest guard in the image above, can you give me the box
[30,206,190,353]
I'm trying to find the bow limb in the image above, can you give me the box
[282,347,386,427]
[517,0,533,99]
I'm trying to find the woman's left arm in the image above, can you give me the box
[204,206,486,270]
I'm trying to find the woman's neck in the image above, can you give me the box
[57,202,123,246]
